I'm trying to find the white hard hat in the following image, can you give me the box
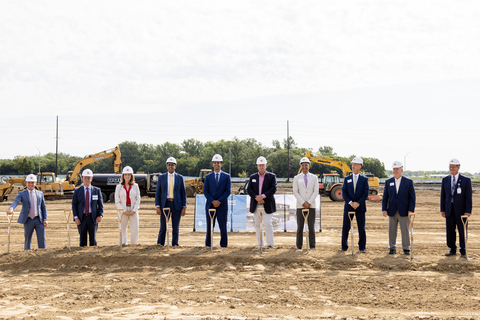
[122,166,134,174]
[25,174,36,182]
[392,161,403,169]
[449,158,460,165]
[83,169,94,177]
[352,156,363,165]
[212,154,223,162]
[166,157,177,164]
[256,156,267,165]
[300,157,310,164]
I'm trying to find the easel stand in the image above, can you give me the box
[208,209,216,252]
[117,209,124,249]
[64,210,72,251]
[461,215,472,260]
[163,208,171,251]
[408,213,418,259]
[348,212,355,256]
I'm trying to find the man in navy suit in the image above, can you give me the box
[441,158,472,258]
[247,156,277,248]
[155,157,187,246]
[341,156,370,253]
[382,161,416,255]
[72,169,104,247]
[7,174,48,250]
[203,154,232,247]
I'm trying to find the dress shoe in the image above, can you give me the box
[445,251,457,256]
[389,249,396,255]
[403,249,411,255]
[341,248,348,251]
[461,254,467,259]
[267,245,274,249]
[359,249,366,253]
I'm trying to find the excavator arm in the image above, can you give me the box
[299,151,352,177]
[67,146,122,186]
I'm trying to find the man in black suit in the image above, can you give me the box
[72,169,104,247]
[341,156,370,253]
[247,156,277,248]
[441,158,472,258]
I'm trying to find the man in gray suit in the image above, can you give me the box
[382,161,416,255]
[6,174,48,250]
[292,157,319,249]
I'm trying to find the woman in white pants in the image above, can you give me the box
[115,166,141,245]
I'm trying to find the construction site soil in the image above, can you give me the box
[1,183,480,319]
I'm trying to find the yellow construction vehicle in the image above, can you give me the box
[62,146,122,191]
[299,151,380,201]
[185,169,212,197]
[0,177,26,202]
[0,146,122,200]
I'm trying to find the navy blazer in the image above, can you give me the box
[155,172,187,211]
[72,186,104,223]
[342,174,369,212]
[10,189,48,224]
[382,176,416,217]
[247,172,277,214]
[441,174,472,218]
[203,171,231,212]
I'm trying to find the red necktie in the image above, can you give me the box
[85,188,90,214]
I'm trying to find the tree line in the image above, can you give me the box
[0,137,387,178]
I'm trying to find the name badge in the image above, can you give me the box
[390,182,394,186]
[457,187,462,194]
[347,179,352,183]
[92,195,99,201]
[252,179,257,183]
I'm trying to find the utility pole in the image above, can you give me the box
[36,147,41,173]
[287,120,290,182]
[55,116,59,177]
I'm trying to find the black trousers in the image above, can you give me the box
[78,214,97,247]
[446,203,466,255]
[296,208,316,249]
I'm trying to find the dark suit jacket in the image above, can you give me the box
[155,172,187,211]
[441,174,472,217]
[72,186,104,223]
[10,189,48,224]
[382,176,416,216]
[203,171,231,212]
[247,172,277,214]
[342,174,369,212]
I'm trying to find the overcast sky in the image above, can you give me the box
[1,1,479,174]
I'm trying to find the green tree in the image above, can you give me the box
[14,156,34,175]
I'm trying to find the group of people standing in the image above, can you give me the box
[5,155,472,258]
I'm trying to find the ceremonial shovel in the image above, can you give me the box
[302,209,310,253]
[461,215,472,260]
[256,208,266,254]
[64,210,72,251]
[208,209,216,252]
[163,208,171,251]
[348,212,355,256]
[408,213,418,259]
[117,209,124,249]
[6,211,14,254]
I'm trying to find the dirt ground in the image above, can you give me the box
[1,184,480,319]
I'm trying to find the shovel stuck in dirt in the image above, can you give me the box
[64,210,72,251]
[208,209,216,252]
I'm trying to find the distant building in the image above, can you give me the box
[473,173,480,179]
[429,174,448,178]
